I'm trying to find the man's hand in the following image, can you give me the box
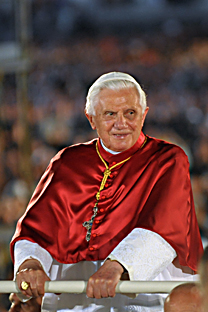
[16,259,50,300]
[86,259,124,299]
[8,293,41,312]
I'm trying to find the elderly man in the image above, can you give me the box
[10,72,203,312]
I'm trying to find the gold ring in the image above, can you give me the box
[21,281,29,290]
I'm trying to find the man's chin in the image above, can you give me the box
[110,141,132,152]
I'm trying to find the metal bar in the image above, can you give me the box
[0,280,191,294]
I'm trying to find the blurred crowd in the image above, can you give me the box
[0,27,208,309]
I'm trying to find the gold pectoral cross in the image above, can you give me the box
[83,206,98,242]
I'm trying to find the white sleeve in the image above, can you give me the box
[14,240,53,278]
[107,228,177,281]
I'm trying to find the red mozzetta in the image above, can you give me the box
[10,132,203,272]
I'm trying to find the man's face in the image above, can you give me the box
[86,87,148,152]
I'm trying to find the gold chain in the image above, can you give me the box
[83,137,147,242]
[95,143,131,201]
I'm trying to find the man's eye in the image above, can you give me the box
[125,110,135,118]
[105,112,114,116]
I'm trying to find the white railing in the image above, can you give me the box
[0,280,191,294]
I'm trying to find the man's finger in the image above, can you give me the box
[86,277,95,298]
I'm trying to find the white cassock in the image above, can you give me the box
[14,228,198,312]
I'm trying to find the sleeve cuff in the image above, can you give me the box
[14,240,53,279]
[107,228,176,281]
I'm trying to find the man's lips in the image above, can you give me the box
[112,133,129,138]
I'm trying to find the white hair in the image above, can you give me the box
[85,72,147,116]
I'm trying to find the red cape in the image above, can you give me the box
[10,133,203,272]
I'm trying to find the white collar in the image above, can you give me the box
[100,140,121,155]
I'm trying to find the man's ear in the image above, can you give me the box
[141,107,149,127]
[85,110,96,130]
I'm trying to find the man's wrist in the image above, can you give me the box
[106,258,127,274]
[17,258,43,273]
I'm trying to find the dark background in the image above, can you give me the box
[0,0,208,310]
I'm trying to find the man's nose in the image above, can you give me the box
[114,113,128,129]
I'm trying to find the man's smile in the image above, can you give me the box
[112,133,130,139]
